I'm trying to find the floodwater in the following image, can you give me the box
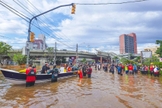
[0,68,162,108]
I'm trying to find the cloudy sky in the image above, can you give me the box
[0,0,161,54]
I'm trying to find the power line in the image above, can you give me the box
[23,0,75,46]
[0,1,75,49]
[0,1,30,20]
[13,0,35,17]
[0,1,29,21]
[25,0,74,43]
[75,0,148,5]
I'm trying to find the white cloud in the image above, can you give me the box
[0,0,162,55]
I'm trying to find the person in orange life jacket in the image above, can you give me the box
[26,64,36,87]
[87,65,92,78]
[78,67,83,78]
[67,65,72,72]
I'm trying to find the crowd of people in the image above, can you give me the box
[25,61,160,87]
[95,63,161,77]
[25,62,93,87]
[77,64,92,78]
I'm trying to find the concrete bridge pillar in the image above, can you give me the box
[100,57,102,64]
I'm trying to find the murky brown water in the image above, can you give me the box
[0,68,162,108]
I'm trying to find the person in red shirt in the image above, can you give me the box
[150,64,154,76]
[87,65,92,78]
[128,64,133,74]
[26,64,36,87]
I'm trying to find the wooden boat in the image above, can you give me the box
[0,68,78,85]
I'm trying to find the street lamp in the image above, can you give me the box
[26,3,75,66]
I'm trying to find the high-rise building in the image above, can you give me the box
[119,33,137,54]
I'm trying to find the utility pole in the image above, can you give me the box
[76,43,78,65]
[54,42,57,65]
[26,3,74,66]
[141,51,143,64]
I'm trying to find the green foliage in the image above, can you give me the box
[142,55,159,66]
[151,55,159,62]
[134,56,141,63]
[81,58,86,63]
[143,58,151,66]
[113,56,118,60]
[120,57,129,64]
[0,42,12,58]
[120,57,137,65]
[12,53,27,65]
[153,62,162,68]
[155,40,162,57]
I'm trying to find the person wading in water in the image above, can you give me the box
[82,64,87,77]
[87,65,92,78]
[48,65,59,82]
[78,66,83,78]
[26,64,36,87]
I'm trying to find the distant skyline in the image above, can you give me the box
[0,0,161,54]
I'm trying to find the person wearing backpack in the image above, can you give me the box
[47,65,59,82]
[26,64,36,87]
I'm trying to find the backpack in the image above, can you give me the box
[28,69,36,76]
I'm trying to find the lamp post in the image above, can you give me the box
[26,3,74,66]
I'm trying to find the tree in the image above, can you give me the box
[12,53,26,65]
[134,56,141,63]
[113,56,118,62]
[81,58,86,63]
[151,55,159,62]
[155,40,162,57]
[0,42,12,60]
[120,57,129,64]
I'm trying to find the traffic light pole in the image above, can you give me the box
[54,42,57,65]
[26,3,74,66]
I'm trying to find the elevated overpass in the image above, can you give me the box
[4,49,119,63]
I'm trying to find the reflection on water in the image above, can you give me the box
[0,69,162,108]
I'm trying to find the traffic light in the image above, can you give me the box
[71,4,76,14]
[30,32,35,42]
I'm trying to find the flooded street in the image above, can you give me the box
[0,68,162,108]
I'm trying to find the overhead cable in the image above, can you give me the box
[75,0,148,5]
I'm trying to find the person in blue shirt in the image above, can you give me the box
[117,65,122,75]
[133,64,137,74]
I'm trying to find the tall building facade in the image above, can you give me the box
[119,33,137,54]
[32,34,47,50]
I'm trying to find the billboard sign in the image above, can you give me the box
[141,51,152,58]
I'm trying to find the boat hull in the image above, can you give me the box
[0,68,77,85]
